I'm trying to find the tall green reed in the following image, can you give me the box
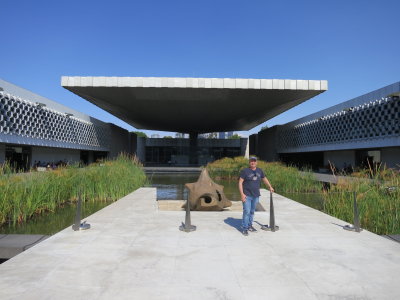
[0,154,146,226]
[324,171,400,235]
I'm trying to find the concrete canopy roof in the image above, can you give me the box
[62,77,328,133]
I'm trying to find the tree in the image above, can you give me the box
[133,131,147,138]
[260,125,268,131]
[206,132,218,139]
[228,133,241,139]
[163,136,173,138]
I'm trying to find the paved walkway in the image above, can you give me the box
[1,188,399,300]
[301,171,374,184]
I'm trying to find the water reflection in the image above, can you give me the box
[282,193,324,211]
[0,201,112,235]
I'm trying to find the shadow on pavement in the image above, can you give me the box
[331,222,347,229]
[254,220,268,228]
[224,217,242,232]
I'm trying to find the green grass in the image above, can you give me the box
[207,157,400,235]
[0,154,147,226]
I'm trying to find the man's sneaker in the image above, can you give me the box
[242,229,249,236]
[248,225,257,232]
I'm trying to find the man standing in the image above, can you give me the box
[239,157,274,236]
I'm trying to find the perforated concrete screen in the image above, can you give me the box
[277,96,400,151]
[0,92,109,149]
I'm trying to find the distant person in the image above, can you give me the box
[238,157,274,236]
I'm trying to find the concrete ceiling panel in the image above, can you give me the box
[62,76,328,133]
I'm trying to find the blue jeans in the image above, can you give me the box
[242,196,259,229]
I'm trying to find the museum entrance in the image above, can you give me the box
[93,151,108,162]
[5,145,31,171]
[144,145,241,166]
[279,151,324,170]
[80,151,89,165]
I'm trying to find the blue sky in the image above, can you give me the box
[1,0,399,137]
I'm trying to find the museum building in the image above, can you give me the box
[250,81,400,170]
[0,79,137,169]
[2,76,398,170]
[0,78,261,168]
[61,76,327,166]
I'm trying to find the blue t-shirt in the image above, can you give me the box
[239,167,265,197]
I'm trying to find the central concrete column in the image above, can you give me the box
[189,132,198,166]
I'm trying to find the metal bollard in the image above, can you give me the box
[179,199,196,232]
[72,191,91,231]
[343,192,362,232]
[261,191,279,232]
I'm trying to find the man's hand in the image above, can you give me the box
[241,194,246,202]
[262,177,274,194]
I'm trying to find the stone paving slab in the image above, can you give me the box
[1,188,399,300]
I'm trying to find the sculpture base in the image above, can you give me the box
[179,224,196,232]
[72,222,91,231]
[343,225,362,232]
[158,200,265,211]
[261,225,279,232]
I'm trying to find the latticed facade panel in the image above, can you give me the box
[277,96,400,151]
[0,92,110,148]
